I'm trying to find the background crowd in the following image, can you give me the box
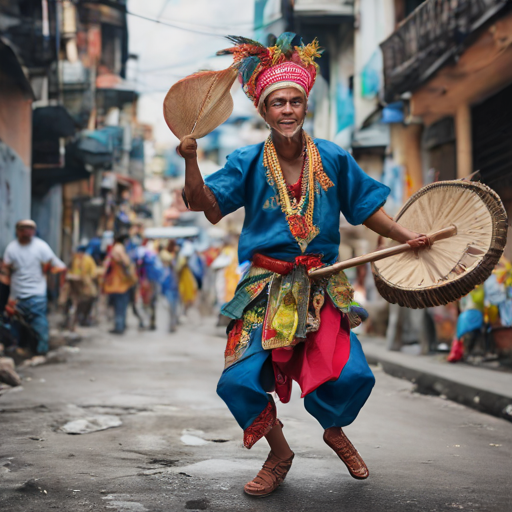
[0,216,240,381]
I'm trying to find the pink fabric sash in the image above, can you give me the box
[271,298,351,403]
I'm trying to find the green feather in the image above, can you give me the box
[276,32,302,54]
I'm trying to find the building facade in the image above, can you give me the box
[0,0,147,261]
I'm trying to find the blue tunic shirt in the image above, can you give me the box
[205,138,390,265]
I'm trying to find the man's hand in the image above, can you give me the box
[364,209,431,254]
[390,226,431,253]
[178,137,198,160]
[405,234,430,249]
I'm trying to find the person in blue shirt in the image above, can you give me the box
[176,33,428,497]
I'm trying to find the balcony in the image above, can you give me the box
[380,0,510,102]
[294,0,353,18]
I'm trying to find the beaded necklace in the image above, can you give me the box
[263,132,334,252]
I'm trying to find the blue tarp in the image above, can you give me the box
[382,102,404,124]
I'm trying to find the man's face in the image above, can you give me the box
[16,226,35,244]
[262,87,307,138]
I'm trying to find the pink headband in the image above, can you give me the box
[255,62,315,107]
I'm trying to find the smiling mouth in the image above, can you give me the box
[279,120,296,125]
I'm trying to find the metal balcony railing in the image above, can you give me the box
[380,0,510,102]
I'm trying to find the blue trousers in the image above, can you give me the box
[217,327,375,431]
[14,295,49,354]
[110,291,130,332]
[164,289,180,332]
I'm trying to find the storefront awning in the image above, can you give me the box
[32,139,92,195]
[32,106,77,167]
[362,102,404,129]
[351,123,390,149]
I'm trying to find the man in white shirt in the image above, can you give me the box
[2,220,66,354]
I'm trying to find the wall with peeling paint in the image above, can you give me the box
[0,141,31,255]
[0,55,33,257]
[31,185,63,256]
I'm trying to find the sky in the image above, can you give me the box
[127,0,257,145]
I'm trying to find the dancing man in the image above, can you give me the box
[176,33,427,497]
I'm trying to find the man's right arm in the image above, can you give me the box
[179,137,223,224]
[0,261,12,285]
[1,247,13,282]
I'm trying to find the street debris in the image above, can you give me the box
[185,498,210,510]
[102,494,148,512]
[61,415,122,434]
[20,355,47,368]
[0,357,21,386]
[16,479,46,495]
[45,346,80,364]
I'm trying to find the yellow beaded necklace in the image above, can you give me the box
[263,132,333,252]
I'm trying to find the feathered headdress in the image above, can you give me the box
[163,33,322,141]
[217,32,323,108]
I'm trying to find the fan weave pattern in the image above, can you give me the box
[373,181,508,309]
[163,67,238,141]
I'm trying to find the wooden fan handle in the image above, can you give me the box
[309,225,457,278]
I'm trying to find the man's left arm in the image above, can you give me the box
[363,208,429,248]
[336,148,428,249]
[41,243,67,274]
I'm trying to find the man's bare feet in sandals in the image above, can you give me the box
[324,427,369,479]
[244,451,295,497]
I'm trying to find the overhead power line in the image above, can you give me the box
[89,0,278,37]
[127,10,234,36]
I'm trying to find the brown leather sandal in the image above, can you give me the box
[323,427,369,480]
[244,451,295,497]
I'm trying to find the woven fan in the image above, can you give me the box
[310,181,508,309]
[163,66,239,141]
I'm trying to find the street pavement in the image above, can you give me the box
[1,306,511,512]
[362,337,512,423]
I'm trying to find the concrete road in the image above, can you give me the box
[1,310,511,512]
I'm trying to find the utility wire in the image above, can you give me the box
[91,1,280,75]
[126,9,269,37]
[127,10,229,36]
[140,53,227,74]
[90,0,274,34]
[152,1,254,30]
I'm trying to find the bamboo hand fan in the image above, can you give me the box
[163,66,239,141]
[310,181,508,309]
